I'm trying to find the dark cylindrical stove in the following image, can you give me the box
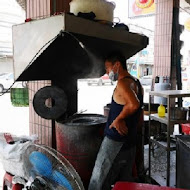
[55,114,107,189]
[104,103,111,117]
[176,135,190,189]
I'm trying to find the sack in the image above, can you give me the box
[0,133,38,179]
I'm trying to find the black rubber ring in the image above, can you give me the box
[33,86,67,119]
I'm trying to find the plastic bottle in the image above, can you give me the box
[158,104,166,117]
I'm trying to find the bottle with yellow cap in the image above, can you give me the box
[158,104,166,117]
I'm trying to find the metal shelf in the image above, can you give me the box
[150,114,168,125]
[150,113,190,125]
[148,90,190,187]
[149,90,190,98]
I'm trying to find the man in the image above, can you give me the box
[88,51,143,190]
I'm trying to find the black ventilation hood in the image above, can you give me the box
[13,13,149,82]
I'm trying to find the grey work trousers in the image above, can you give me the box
[88,136,136,190]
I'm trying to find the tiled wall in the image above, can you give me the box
[28,81,52,146]
[26,0,71,147]
[26,0,51,19]
[26,0,71,19]
[153,0,174,78]
[26,0,52,146]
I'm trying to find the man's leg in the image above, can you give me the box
[117,146,136,181]
[102,146,136,190]
[88,136,124,190]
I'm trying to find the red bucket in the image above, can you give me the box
[181,123,190,135]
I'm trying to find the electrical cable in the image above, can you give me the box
[0,30,85,97]
[0,31,60,97]
[61,31,85,49]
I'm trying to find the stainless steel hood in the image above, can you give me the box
[13,13,148,81]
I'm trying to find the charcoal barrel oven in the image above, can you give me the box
[56,114,106,189]
[12,13,148,187]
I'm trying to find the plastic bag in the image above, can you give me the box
[0,133,38,179]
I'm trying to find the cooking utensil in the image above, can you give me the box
[171,107,188,120]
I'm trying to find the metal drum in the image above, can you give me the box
[176,135,190,189]
[56,114,107,189]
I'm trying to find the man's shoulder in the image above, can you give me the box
[116,79,132,93]
[118,76,137,86]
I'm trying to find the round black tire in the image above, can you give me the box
[33,86,68,120]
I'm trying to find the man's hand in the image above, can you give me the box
[109,118,128,136]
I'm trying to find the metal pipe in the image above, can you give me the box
[167,97,171,186]
[148,94,151,178]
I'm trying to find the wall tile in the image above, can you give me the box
[154,0,173,78]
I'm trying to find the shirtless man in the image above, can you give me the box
[88,51,143,190]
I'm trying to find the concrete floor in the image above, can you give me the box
[144,144,176,187]
[0,145,177,189]
[0,83,179,189]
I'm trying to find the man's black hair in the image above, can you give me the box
[105,51,127,70]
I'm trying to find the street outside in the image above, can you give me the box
[0,92,29,188]
[78,79,116,114]
[78,79,150,115]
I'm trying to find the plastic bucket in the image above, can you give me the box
[181,123,190,135]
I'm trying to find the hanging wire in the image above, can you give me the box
[0,30,85,97]
[0,32,60,96]
[0,31,59,96]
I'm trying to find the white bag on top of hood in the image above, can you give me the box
[70,0,115,22]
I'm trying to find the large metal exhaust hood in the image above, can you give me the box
[12,13,149,118]
[13,13,149,82]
